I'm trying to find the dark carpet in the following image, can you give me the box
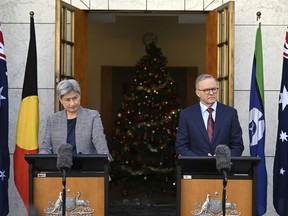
[109,201,176,216]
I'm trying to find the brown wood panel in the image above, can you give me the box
[186,67,198,106]
[101,66,113,134]
[74,9,88,107]
[180,179,252,216]
[205,9,218,78]
[33,177,105,216]
[228,1,235,106]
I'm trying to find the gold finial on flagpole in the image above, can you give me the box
[30,11,34,17]
[256,11,261,21]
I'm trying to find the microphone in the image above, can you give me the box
[57,143,73,171]
[56,144,73,216]
[215,144,231,177]
[215,144,231,216]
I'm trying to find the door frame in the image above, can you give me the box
[56,1,234,111]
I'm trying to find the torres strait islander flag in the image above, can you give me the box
[249,22,267,215]
[14,14,39,210]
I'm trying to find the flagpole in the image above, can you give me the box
[249,11,268,215]
[14,10,39,214]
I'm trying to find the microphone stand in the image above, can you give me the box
[222,170,228,216]
[61,169,67,216]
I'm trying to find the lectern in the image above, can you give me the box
[177,156,260,216]
[25,154,109,216]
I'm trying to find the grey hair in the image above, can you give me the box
[195,74,216,89]
[57,79,81,98]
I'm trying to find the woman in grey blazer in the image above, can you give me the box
[39,79,113,161]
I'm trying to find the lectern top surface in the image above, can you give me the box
[24,154,109,172]
[177,156,260,176]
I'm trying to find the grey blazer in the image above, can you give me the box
[39,106,112,160]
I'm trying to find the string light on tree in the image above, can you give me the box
[109,33,181,197]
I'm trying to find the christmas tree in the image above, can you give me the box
[109,41,181,198]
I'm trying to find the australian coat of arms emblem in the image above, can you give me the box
[44,189,94,216]
[191,192,241,216]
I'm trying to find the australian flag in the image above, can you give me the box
[0,27,10,216]
[249,22,267,215]
[273,30,288,215]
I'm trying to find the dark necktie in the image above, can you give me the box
[207,107,214,142]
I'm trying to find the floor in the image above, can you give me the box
[106,180,178,216]
[109,201,177,216]
[108,188,177,216]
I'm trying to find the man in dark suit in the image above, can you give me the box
[175,74,244,156]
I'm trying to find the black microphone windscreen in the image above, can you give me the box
[57,143,73,171]
[215,144,231,173]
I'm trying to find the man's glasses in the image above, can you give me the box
[197,87,219,95]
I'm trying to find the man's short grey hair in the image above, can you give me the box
[195,74,216,89]
[57,79,81,98]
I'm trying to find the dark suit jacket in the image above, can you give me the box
[175,102,244,156]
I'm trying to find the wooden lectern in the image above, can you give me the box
[25,154,109,216]
[176,156,260,216]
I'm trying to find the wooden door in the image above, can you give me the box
[55,0,88,111]
[206,1,235,106]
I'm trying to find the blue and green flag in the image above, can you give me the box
[248,22,267,216]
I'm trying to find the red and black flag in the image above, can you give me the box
[14,13,39,211]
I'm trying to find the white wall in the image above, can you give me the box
[235,1,288,215]
[0,0,285,215]
[0,0,56,215]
